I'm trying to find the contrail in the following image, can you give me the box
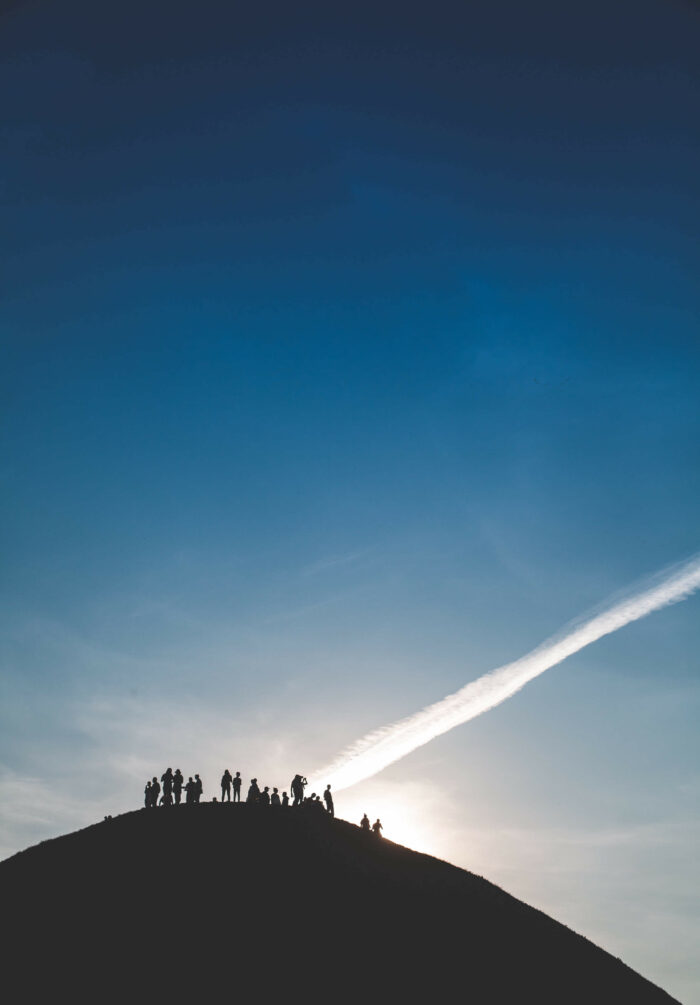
[308,553,700,793]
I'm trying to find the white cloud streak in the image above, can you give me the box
[309,553,700,792]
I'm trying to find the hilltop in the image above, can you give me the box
[2,803,680,1004]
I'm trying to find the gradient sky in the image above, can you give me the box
[1,0,699,999]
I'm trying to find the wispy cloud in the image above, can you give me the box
[300,548,375,579]
[259,582,374,625]
[0,768,100,861]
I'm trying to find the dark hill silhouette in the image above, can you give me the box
[2,804,680,1004]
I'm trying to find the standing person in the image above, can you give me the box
[247,778,260,803]
[150,777,161,808]
[271,787,281,807]
[232,771,242,803]
[173,769,184,805]
[144,781,152,808]
[360,814,370,833]
[221,769,233,802]
[185,776,196,804]
[260,786,271,807]
[291,774,306,806]
[194,774,203,803]
[281,792,289,808]
[323,785,334,818]
[372,819,383,838]
[161,768,173,802]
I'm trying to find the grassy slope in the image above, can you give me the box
[1,804,681,1004]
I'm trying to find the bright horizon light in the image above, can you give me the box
[333,780,453,857]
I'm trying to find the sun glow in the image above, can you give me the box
[334,780,454,858]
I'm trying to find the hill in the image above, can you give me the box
[1,803,680,1004]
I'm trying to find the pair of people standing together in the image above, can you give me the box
[220,769,242,802]
[360,814,383,837]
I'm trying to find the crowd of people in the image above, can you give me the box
[144,769,201,807]
[143,768,383,836]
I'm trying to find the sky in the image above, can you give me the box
[1,0,699,999]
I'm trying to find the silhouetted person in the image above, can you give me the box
[173,769,184,805]
[360,814,370,833]
[232,771,242,802]
[372,819,383,838]
[271,787,281,807]
[144,781,152,808]
[221,769,233,802]
[247,778,260,803]
[291,774,306,806]
[161,768,173,800]
[160,789,173,807]
[194,774,203,803]
[260,786,270,807]
[151,777,161,807]
[281,792,289,808]
[323,785,334,817]
[185,776,196,804]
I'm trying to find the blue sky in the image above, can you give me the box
[1,0,699,999]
